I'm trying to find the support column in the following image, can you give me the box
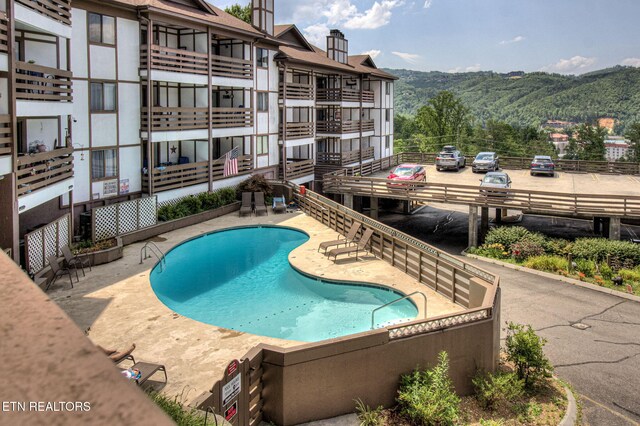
[495,208,503,224]
[468,205,479,248]
[370,197,379,220]
[593,217,602,235]
[480,206,490,244]
[609,217,621,241]
[343,194,353,209]
[402,200,410,214]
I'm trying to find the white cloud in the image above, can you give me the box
[303,23,330,47]
[322,0,358,25]
[542,56,597,74]
[392,51,421,64]
[344,0,404,30]
[499,35,525,45]
[447,64,482,73]
[424,0,432,8]
[361,49,382,59]
[622,57,640,67]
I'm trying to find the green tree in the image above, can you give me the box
[224,3,251,23]
[625,122,640,162]
[576,123,607,161]
[415,90,470,149]
[504,322,553,390]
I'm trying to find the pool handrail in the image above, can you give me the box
[140,241,166,272]
[371,290,427,330]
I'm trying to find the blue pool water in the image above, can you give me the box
[150,226,417,342]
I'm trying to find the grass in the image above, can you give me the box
[148,391,216,426]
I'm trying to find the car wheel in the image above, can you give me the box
[530,171,534,176]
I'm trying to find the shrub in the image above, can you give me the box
[599,262,614,280]
[157,187,239,222]
[510,240,545,262]
[618,268,640,282]
[473,370,524,410]
[354,399,384,426]
[571,238,640,266]
[236,174,273,198]
[471,243,510,259]
[575,259,596,278]
[523,255,568,273]
[484,226,532,250]
[148,391,214,426]
[504,323,553,390]
[544,238,573,256]
[397,351,460,426]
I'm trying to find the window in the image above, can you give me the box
[89,13,115,45]
[385,82,391,95]
[90,82,116,112]
[91,149,117,179]
[257,136,268,155]
[385,109,390,122]
[257,48,269,68]
[257,92,269,112]
[385,135,390,149]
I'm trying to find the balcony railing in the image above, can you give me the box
[0,14,8,54]
[141,45,253,80]
[142,161,209,192]
[316,147,375,165]
[15,61,73,102]
[141,107,209,131]
[0,115,11,156]
[279,122,314,140]
[279,82,314,100]
[212,155,253,180]
[16,147,73,197]
[316,88,375,103]
[283,159,314,180]
[15,0,71,26]
[211,108,253,128]
[316,119,375,134]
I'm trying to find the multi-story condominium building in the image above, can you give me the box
[0,0,395,266]
[605,136,631,161]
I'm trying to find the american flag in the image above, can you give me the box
[223,146,239,177]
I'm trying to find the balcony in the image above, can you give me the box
[0,14,8,55]
[15,61,73,106]
[282,159,315,180]
[15,0,71,26]
[0,115,11,156]
[141,107,209,132]
[142,161,209,193]
[316,147,375,165]
[317,88,374,103]
[279,82,314,100]
[212,155,253,180]
[211,108,253,129]
[279,122,314,140]
[16,147,74,197]
[316,119,375,135]
[211,54,253,80]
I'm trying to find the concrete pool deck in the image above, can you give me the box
[50,210,463,401]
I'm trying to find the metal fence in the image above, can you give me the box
[24,214,70,275]
[92,197,157,242]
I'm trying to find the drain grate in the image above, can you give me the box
[571,322,591,330]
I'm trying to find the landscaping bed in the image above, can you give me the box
[72,237,123,266]
[468,226,640,296]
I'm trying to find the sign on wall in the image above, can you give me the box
[119,178,130,194]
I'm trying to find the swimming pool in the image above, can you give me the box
[150,226,417,342]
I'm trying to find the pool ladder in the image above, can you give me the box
[371,291,427,329]
[140,241,166,272]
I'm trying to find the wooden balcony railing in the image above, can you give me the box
[317,147,375,165]
[141,45,253,79]
[15,0,71,26]
[141,107,209,131]
[279,122,314,140]
[283,159,314,180]
[142,161,209,192]
[212,155,253,180]
[279,82,314,100]
[211,54,253,79]
[211,108,253,128]
[316,88,375,103]
[0,14,8,54]
[0,115,11,156]
[316,119,375,134]
[15,61,73,102]
[16,147,73,197]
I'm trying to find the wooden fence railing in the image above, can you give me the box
[211,108,253,129]
[317,147,375,166]
[317,119,374,134]
[211,54,253,80]
[15,61,73,102]
[142,161,209,193]
[279,82,314,100]
[316,88,374,103]
[279,121,314,140]
[16,0,71,26]
[0,14,8,53]
[16,147,74,197]
[141,107,209,131]
[0,115,11,156]
[283,159,314,179]
[211,155,253,180]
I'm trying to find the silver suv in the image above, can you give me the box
[472,152,499,173]
[435,146,466,171]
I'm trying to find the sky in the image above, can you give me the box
[212,0,640,75]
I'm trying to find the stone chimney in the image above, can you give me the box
[252,0,274,36]
[327,29,348,64]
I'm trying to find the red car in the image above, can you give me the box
[387,164,426,188]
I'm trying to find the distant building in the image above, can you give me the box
[543,120,577,130]
[598,118,616,133]
[605,136,632,161]
[549,133,569,156]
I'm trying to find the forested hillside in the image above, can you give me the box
[387,66,640,130]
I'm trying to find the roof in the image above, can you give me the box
[348,55,398,80]
[276,44,360,74]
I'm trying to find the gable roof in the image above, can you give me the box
[348,55,398,80]
[274,24,315,51]
[276,44,359,74]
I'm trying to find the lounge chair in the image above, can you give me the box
[46,255,75,291]
[98,343,136,365]
[273,195,286,214]
[239,192,253,216]
[123,362,168,387]
[327,228,374,262]
[62,245,92,278]
[318,222,361,254]
[254,192,268,216]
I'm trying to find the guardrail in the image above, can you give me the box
[317,147,375,165]
[0,115,11,156]
[0,14,8,54]
[16,0,71,26]
[211,108,253,128]
[142,161,209,193]
[280,122,314,140]
[317,88,375,103]
[211,154,253,180]
[316,119,374,134]
[15,61,73,102]
[279,82,314,100]
[141,107,209,131]
[16,147,74,197]
[211,54,253,80]
[283,159,314,179]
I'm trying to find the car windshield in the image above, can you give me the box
[476,154,494,161]
[483,176,506,185]
[393,167,416,177]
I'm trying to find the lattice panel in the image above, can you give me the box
[138,197,157,228]
[24,214,70,275]
[118,201,138,234]
[44,224,59,261]
[388,309,490,340]
[25,229,44,274]
[94,205,118,241]
[93,197,157,242]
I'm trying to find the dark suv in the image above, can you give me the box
[530,155,555,176]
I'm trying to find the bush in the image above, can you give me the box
[523,255,569,273]
[599,262,614,280]
[544,238,573,256]
[236,174,273,198]
[473,370,524,410]
[471,243,510,259]
[618,268,640,282]
[510,240,545,262]
[571,238,640,266]
[148,392,214,426]
[484,226,532,250]
[575,259,596,278]
[157,187,239,222]
[504,323,553,390]
[397,351,460,426]
[354,399,384,426]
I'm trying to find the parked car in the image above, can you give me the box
[472,152,499,173]
[387,164,426,188]
[479,171,511,197]
[530,155,555,176]
[435,146,465,171]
